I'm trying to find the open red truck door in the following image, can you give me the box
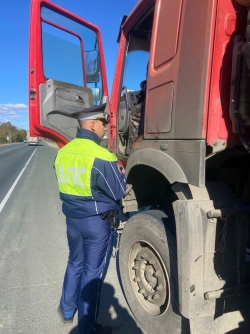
[29,0,108,147]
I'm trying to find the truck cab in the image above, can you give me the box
[29,0,250,333]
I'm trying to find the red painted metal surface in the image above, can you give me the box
[29,0,108,146]
[121,0,153,37]
[109,0,153,151]
[144,0,183,137]
[201,0,218,139]
[206,0,247,147]
[109,30,126,152]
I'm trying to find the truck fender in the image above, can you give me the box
[125,148,187,184]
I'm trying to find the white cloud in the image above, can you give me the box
[0,103,28,116]
[0,110,16,115]
[0,117,9,123]
[10,115,22,120]
[0,103,28,129]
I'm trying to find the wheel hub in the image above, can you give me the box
[144,265,156,285]
[133,247,167,307]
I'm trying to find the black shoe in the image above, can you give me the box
[96,324,112,334]
[57,306,73,324]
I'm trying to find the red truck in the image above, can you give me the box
[29,0,250,332]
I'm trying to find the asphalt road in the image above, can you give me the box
[0,141,144,334]
[0,143,38,206]
[0,141,249,334]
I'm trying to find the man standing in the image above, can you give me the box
[54,105,126,334]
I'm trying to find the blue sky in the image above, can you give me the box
[0,0,138,130]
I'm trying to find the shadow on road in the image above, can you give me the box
[67,231,143,334]
[68,282,143,334]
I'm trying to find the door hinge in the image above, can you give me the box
[30,88,36,100]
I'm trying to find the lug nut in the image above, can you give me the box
[141,253,148,259]
[152,294,159,300]
[133,265,139,270]
[134,277,141,282]
[156,284,163,291]
[149,258,156,265]
[153,270,161,277]
[138,288,145,294]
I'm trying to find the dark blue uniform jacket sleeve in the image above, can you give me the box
[91,158,126,202]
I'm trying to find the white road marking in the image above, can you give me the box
[0,149,37,213]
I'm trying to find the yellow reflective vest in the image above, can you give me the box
[54,138,117,197]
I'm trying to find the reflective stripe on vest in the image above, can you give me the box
[54,138,117,197]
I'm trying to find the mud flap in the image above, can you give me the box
[174,198,250,333]
[172,200,217,321]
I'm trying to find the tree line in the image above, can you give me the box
[0,122,27,144]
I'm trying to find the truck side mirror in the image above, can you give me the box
[91,87,101,101]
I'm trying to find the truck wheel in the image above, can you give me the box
[119,210,189,334]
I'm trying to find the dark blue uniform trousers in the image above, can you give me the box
[60,214,112,334]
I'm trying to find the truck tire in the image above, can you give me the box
[119,210,189,334]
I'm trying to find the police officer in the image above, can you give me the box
[54,104,126,334]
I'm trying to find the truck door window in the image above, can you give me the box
[41,6,102,104]
[117,9,154,158]
[42,22,83,86]
[122,48,149,90]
